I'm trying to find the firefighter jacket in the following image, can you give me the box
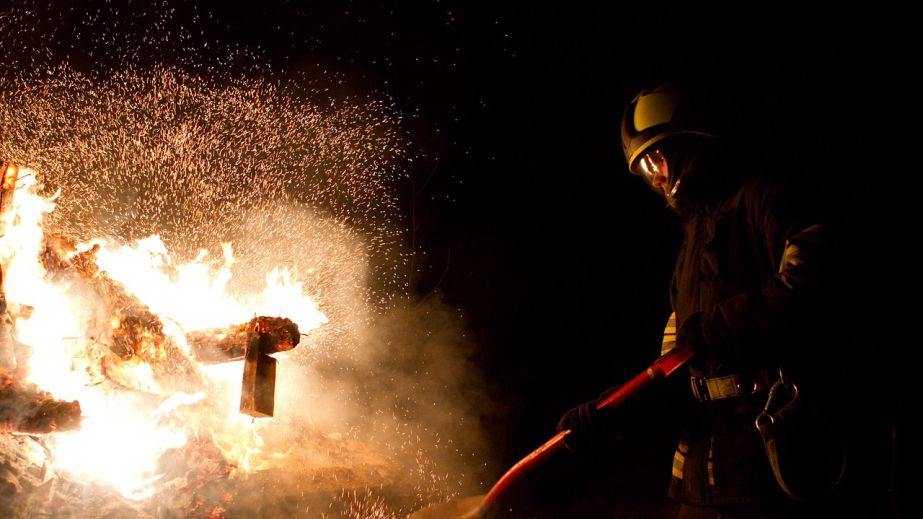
[665,174,830,506]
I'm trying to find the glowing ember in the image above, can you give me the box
[2,169,327,498]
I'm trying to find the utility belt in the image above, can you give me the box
[690,369,772,402]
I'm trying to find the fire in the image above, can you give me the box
[1,168,328,499]
[92,237,326,333]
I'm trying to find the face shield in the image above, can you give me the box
[637,148,682,206]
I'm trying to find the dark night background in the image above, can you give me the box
[4,0,921,510]
[282,0,920,471]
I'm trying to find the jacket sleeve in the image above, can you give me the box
[695,181,831,367]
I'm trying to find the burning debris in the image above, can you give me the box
[1,165,84,436]
[0,164,329,497]
[0,159,446,519]
[239,316,299,418]
[0,5,489,508]
[187,316,299,364]
[37,231,303,412]
[38,238,206,394]
[0,368,81,434]
[0,165,483,518]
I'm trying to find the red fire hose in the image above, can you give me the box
[407,345,694,519]
[465,345,693,518]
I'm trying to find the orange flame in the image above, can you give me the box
[2,169,327,499]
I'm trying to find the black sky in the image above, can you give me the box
[3,0,920,473]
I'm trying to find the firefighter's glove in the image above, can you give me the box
[677,312,711,363]
[556,385,623,453]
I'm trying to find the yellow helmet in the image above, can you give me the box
[620,83,715,176]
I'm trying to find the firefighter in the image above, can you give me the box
[557,83,897,518]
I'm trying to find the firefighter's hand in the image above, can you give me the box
[556,386,621,453]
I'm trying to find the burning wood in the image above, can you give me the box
[37,226,308,415]
[240,327,278,418]
[186,316,300,363]
[0,161,17,236]
[39,239,205,393]
[0,166,354,513]
[240,317,300,417]
[185,317,301,417]
[39,234,303,418]
[0,368,81,434]
[0,161,19,371]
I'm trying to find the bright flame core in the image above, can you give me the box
[1,169,327,499]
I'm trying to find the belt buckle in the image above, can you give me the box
[690,376,711,401]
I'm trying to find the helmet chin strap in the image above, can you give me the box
[666,178,682,205]
[664,177,700,215]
